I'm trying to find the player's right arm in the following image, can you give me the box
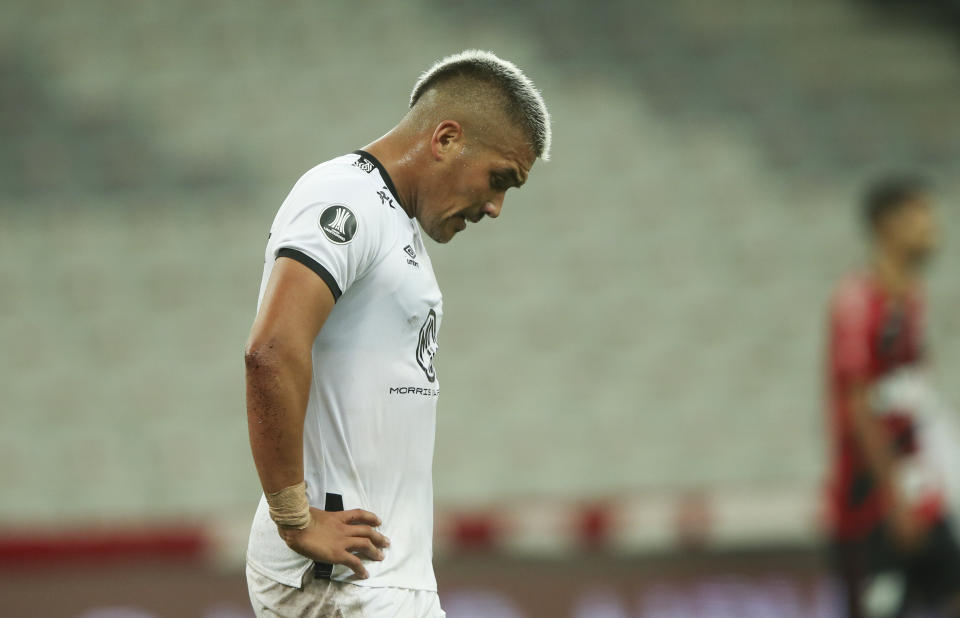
[846,383,923,550]
[244,256,389,579]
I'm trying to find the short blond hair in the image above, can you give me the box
[410,50,552,161]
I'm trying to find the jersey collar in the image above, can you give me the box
[353,149,408,217]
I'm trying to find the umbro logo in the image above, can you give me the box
[353,156,375,174]
[403,245,419,268]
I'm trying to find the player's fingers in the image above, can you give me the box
[350,525,390,548]
[337,551,369,580]
[346,538,384,562]
[341,509,381,527]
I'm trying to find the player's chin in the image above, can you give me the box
[909,249,935,270]
[432,217,467,244]
[425,227,455,244]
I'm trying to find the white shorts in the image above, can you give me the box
[246,563,445,618]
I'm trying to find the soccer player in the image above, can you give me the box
[243,50,550,617]
[825,176,960,617]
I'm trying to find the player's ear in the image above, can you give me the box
[430,120,463,161]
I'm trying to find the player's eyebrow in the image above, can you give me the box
[495,167,525,189]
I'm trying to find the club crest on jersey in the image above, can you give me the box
[318,205,357,245]
[417,309,439,383]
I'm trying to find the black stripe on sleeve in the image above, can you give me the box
[276,248,343,301]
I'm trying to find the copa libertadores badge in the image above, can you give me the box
[318,205,358,244]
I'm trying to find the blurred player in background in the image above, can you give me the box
[825,175,960,618]
[242,50,550,617]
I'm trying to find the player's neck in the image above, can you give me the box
[871,250,916,299]
[361,134,418,220]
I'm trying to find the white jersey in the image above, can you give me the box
[246,151,443,592]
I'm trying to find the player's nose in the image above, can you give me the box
[482,198,503,219]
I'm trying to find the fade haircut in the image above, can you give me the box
[862,174,930,232]
[409,50,552,161]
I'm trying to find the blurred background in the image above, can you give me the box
[3,0,960,616]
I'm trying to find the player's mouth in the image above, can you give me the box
[450,208,486,235]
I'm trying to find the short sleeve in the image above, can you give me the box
[269,175,386,301]
[830,279,872,385]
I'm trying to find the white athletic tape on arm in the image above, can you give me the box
[266,481,311,530]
